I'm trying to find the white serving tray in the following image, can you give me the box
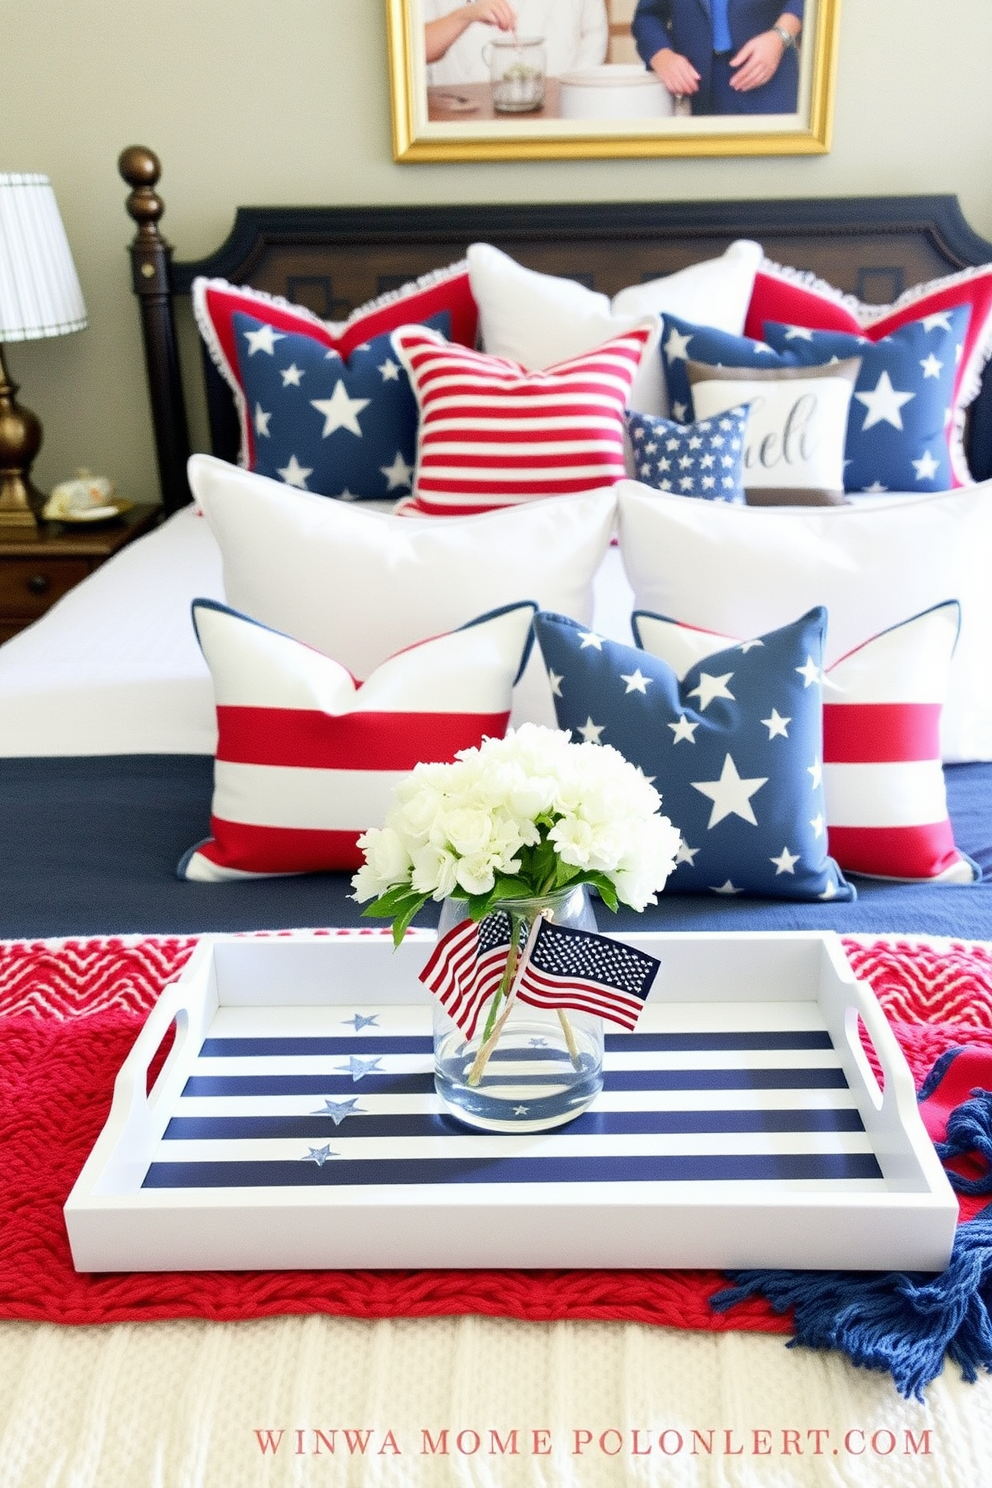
[64,930,957,1274]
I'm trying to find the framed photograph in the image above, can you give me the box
[387,0,841,162]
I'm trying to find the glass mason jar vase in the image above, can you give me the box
[432,885,604,1133]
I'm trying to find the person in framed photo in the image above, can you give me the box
[423,0,608,86]
[631,0,802,115]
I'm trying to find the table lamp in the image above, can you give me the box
[0,173,88,530]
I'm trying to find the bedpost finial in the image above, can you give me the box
[119,146,164,234]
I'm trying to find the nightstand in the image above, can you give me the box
[0,504,161,643]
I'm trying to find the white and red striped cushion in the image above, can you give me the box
[634,601,978,884]
[390,323,653,516]
[180,600,536,881]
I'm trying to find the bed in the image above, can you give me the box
[1,149,992,1486]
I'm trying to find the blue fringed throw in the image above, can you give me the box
[711,1046,992,1400]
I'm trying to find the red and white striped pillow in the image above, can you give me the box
[634,601,977,884]
[390,322,653,516]
[180,599,536,881]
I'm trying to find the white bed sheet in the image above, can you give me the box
[0,507,223,757]
[0,505,637,757]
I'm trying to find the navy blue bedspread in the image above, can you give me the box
[2,756,991,941]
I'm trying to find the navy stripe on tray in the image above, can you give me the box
[141,1013,882,1193]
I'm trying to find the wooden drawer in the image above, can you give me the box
[0,558,92,620]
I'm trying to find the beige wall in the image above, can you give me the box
[4,0,991,504]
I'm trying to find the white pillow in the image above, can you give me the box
[467,240,763,417]
[189,455,617,728]
[616,480,992,763]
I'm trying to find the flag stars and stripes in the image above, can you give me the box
[620,669,652,695]
[919,353,943,379]
[770,846,800,875]
[420,912,660,1034]
[578,632,604,650]
[254,404,271,437]
[280,363,305,387]
[675,839,699,865]
[548,670,563,698]
[810,813,825,839]
[378,357,401,381]
[808,757,823,790]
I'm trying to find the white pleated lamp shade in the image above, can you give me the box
[0,173,88,342]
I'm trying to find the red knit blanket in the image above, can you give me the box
[2,933,991,1329]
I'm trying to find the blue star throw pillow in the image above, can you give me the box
[660,309,969,494]
[533,608,853,902]
[660,312,797,424]
[232,309,448,501]
[762,311,969,492]
[626,406,749,503]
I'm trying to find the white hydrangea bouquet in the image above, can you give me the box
[352,724,681,942]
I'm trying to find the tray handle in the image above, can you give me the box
[80,950,216,1194]
[842,979,912,1114]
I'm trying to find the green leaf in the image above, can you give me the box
[389,892,431,946]
[553,859,581,888]
[361,882,421,917]
[581,871,619,912]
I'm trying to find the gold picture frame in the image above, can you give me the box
[387,0,841,162]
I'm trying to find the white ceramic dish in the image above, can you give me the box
[558,64,674,121]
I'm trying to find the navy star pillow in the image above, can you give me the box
[762,311,969,493]
[626,405,748,503]
[661,308,969,494]
[231,309,448,501]
[533,608,853,902]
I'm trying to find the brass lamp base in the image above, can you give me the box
[0,343,45,531]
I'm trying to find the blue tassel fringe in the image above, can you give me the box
[711,1080,992,1400]
[711,1207,992,1401]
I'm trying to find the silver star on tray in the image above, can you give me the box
[314,1098,365,1125]
[338,1055,383,1082]
[341,1013,379,1032]
[302,1144,336,1167]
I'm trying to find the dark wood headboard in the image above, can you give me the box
[118,146,992,515]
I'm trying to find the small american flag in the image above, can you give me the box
[419,912,660,1036]
[419,911,517,1040]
